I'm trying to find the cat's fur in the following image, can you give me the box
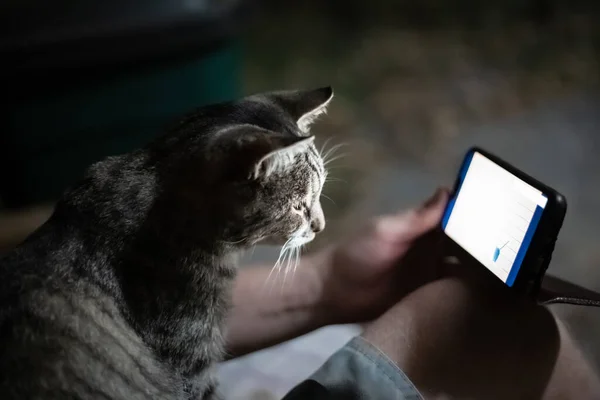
[0,88,332,399]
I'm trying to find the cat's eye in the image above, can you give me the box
[293,203,311,218]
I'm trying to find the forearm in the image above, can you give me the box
[224,252,329,359]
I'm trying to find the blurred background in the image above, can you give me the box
[1,1,600,398]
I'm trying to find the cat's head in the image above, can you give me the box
[151,87,333,249]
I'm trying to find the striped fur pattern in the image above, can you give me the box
[0,87,333,399]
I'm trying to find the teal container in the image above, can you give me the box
[3,43,241,208]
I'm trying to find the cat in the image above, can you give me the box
[0,87,332,399]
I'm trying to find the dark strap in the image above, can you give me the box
[538,275,600,307]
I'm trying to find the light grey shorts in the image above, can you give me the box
[282,336,423,399]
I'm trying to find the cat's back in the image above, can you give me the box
[0,217,87,328]
[0,223,184,400]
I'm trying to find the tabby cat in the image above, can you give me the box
[0,87,332,399]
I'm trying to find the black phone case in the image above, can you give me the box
[453,147,600,308]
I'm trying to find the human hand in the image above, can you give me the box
[312,188,449,325]
[361,258,600,400]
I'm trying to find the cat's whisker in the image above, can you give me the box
[220,237,249,246]
[267,252,286,294]
[324,165,350,171]
[321,142,348,162]
[325,177,347,184]
[263,263,279,294]
[275,237,294,273]
[319,137,334,157]
[280,245,295,293]
[272,244,291,286]
[291,246,301,284]
[287,247,296,286]
[263,239,292,294]
[280,250,290,291]
[322,149,348,168]
[323,152,349,166]
[291,246,301,282]
[321,193,336,206]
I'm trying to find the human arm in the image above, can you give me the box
[224,252,328,359]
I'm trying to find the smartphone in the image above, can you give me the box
[441,147,567,296]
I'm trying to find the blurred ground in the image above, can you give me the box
[218,3,600,398]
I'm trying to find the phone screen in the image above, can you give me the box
[442,151,548,287]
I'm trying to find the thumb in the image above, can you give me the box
[402,187,449,240]
[375,188,449,241]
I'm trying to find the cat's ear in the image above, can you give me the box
[251,135,315,180]
[215,125,314,181]
[269,87,334,133]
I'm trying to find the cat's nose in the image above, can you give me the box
[310,202,325,234]
[310,209,325,233]
[311,218,325,233]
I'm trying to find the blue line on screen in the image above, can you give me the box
[442,151,474,230]
[506,205,544,287]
